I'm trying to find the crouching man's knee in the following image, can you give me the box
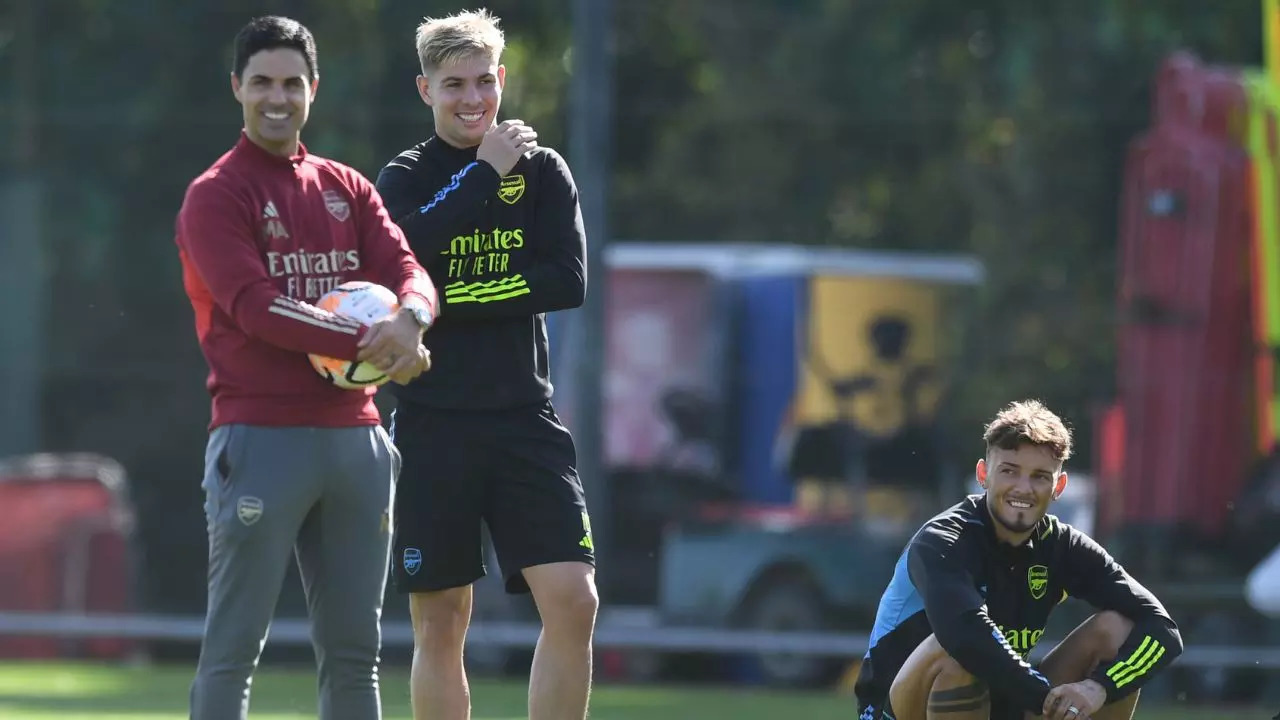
[888,635,990,720]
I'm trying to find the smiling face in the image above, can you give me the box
[418,52,504,149]
[232,48,316,156]
[977,442,1067,544]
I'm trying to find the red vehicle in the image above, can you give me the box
[1100,52,1280,583]
[0,453,137,659]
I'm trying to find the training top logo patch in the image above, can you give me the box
[1028,564,1049,600]
[403,547,422,576]
[236,496,264,526]
[323,190,351,222]
[497,175,525,205]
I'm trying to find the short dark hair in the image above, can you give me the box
[232,16,319,81]
[983,399,1073,464]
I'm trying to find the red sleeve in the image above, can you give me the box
[354,172,439,317]
[176,175,368,361]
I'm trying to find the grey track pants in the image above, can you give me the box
[189,423,399,720]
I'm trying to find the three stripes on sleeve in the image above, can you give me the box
[267,296,362,335]
[1103,635,1166,690]
[444,275,531,304]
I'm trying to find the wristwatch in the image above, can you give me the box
[401,299,434,330]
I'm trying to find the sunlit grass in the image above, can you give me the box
[0,661,1265,720]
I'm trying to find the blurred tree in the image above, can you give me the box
[943,0,1262,455]
[606,0,1261,465]
[10,0,1266,620]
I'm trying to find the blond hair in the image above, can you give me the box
[983,399,1073,463]
[415,9,505,74]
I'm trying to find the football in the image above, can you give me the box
[308,281,400,389]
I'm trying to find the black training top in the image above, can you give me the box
[375,134,586,410]
[854,494,1183,717]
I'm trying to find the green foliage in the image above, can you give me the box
[2,0,1270,614]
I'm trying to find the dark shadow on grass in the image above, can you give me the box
[0,692,316,714]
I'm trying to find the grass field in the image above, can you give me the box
[0,661,1268,719]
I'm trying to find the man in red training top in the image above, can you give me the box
[174,16,438,720]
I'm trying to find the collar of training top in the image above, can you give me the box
[429,132,480,161]
[235,130,309,168]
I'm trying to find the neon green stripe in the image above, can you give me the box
[1245,74,1280,442]
[444,277,526,293]
[1268,0,1280,85]
[478,287,531,302]
[1106,636,1152,680]
[445,287,532,304]
[1105,637,1162,688]
[1110,638,1160,682]
[1113,645,1166,689]
[444,275,525,290]
[444,280,528,298]
[1246,74,1273,337]
[1247,76,1280,344]
[443,276,531,304]
[465,280,529,297]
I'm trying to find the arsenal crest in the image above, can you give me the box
[323,190,351,221]
[498,175,525,205]
[1027,564,1049,600]
[236,496,264,526]
[403,547,422,575]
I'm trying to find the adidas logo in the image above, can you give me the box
[261,200,289,240]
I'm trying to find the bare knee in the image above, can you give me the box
[889,635,986,717]
[926,646,978,689]
[545,579,598,636]
[1039,610,1136,686]
[930,655,973,685]
[526,563,599,638]
[1083,610,1133,658]
[893,636,977,690]
[410,586,472,651]
[909,634,975,680]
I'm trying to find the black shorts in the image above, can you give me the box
[389,399,594,594]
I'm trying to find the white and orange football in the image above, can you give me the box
[308,281,399,389]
